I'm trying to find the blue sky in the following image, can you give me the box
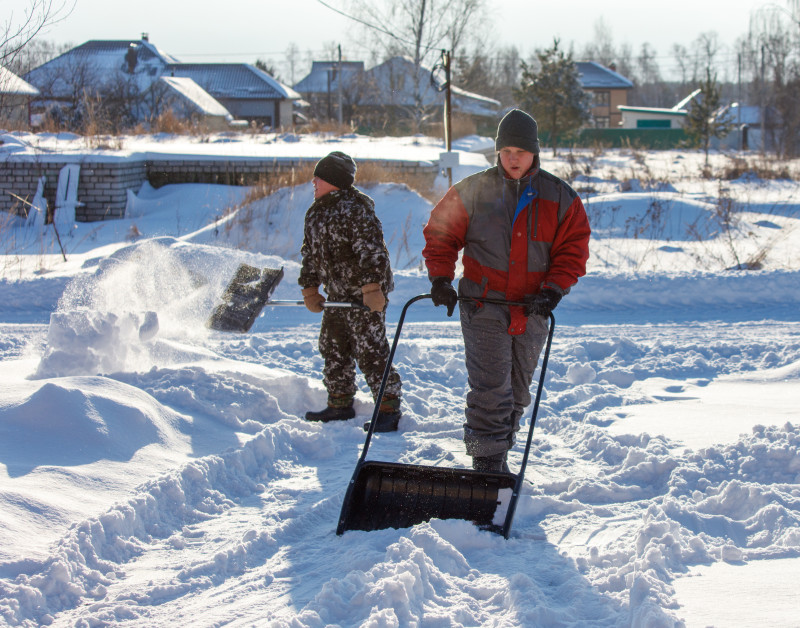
[12,0,773,80]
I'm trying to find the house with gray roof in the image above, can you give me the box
[167,63,299,128]
[294,56,500,134]
[357,56,499,117]
[156,76,234,131]
[24,38,179,101]
[23,36,299,130]
[0,66,39,127]
[575,61,634,128]
[293,60,366,121]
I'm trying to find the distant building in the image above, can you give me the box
[0,65,40,127]
[293,60,366,121]
[575,61,633,128]
[23,37,299,129]
[166,63,299,128]
[295,55,500,135]
[618,90,700,130]
[156,76,233,131]
[713,103,778,152]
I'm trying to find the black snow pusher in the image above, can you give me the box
[336,294,555,539]
[207,264,366,332]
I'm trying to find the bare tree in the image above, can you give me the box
[284,43,301,86]
[614,43,635,86]
[4,38,70,76]
[1,0,75,67]
[740,2,800,155]
[580,18,617,68]
[347,0,486,128]
[691,32,722,81]
[453,44,520,106]
[672,43,691,85]
[349,0,484,65]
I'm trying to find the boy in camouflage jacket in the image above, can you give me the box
[299,151,402,432]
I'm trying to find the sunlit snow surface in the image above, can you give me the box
[1,131,800,626]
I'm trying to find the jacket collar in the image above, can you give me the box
[495,154,540,183]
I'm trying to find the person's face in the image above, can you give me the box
[312,176,339,199]
[498,146,535,180]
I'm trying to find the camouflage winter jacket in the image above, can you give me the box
[298,187,394,301]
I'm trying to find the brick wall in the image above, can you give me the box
[78,161,149,221]
[2,155,438,222]
[0,157,148,222]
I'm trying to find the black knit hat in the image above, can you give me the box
[495,109,540,154]
[313,151,357,189]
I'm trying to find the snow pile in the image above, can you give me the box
[34,309,158,378]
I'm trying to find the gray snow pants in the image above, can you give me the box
[460,302,548,458]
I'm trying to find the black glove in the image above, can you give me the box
[524,289,562,317]
[430,277,458,317]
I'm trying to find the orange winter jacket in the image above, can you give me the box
[422,164,590,334]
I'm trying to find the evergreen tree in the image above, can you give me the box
[685,69,735,168]
[254,58,280,81]
[514,39,590,156]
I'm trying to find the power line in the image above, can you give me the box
[315,0,447,56]
[315,0,408,45]
[176,50,331,59]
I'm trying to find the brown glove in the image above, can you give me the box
[302,286,325,313]
[361,283,386,313]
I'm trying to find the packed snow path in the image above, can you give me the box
[2,316,799,626]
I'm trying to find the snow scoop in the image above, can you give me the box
[207,264,368,333]
[336,294,555,539]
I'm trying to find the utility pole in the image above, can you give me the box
[437,50,455,187]
[443,50,452,155]
[326,67,332,120]
[445,50,453,186]
[433,50,457,188]
[760,43,766,155]
[737,52,742,151]
[337,44,343,126]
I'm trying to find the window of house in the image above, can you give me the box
[594,116,610,128]
[593,91,610,107]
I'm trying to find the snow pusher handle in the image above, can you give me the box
[336,294,555,539]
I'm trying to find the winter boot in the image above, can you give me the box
[363,410,401,433]
[305,405,356,422]
[305,394,355,423]
[472,452,510,473]
[362,393,401,432]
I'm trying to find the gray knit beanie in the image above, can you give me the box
[495,109,540,154]
[313,151,357,189]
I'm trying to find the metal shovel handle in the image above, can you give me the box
[266,300,369,310]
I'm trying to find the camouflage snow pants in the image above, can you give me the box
[319,307,401,407]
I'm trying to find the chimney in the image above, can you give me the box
[142,33,149,42]
[126,43,138,73]
[609,62,617,72]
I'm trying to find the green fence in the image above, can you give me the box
[539,128,689,150]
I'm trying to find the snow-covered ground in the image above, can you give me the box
[1,130,799,627]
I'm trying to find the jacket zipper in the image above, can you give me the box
[513,175,538,239]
